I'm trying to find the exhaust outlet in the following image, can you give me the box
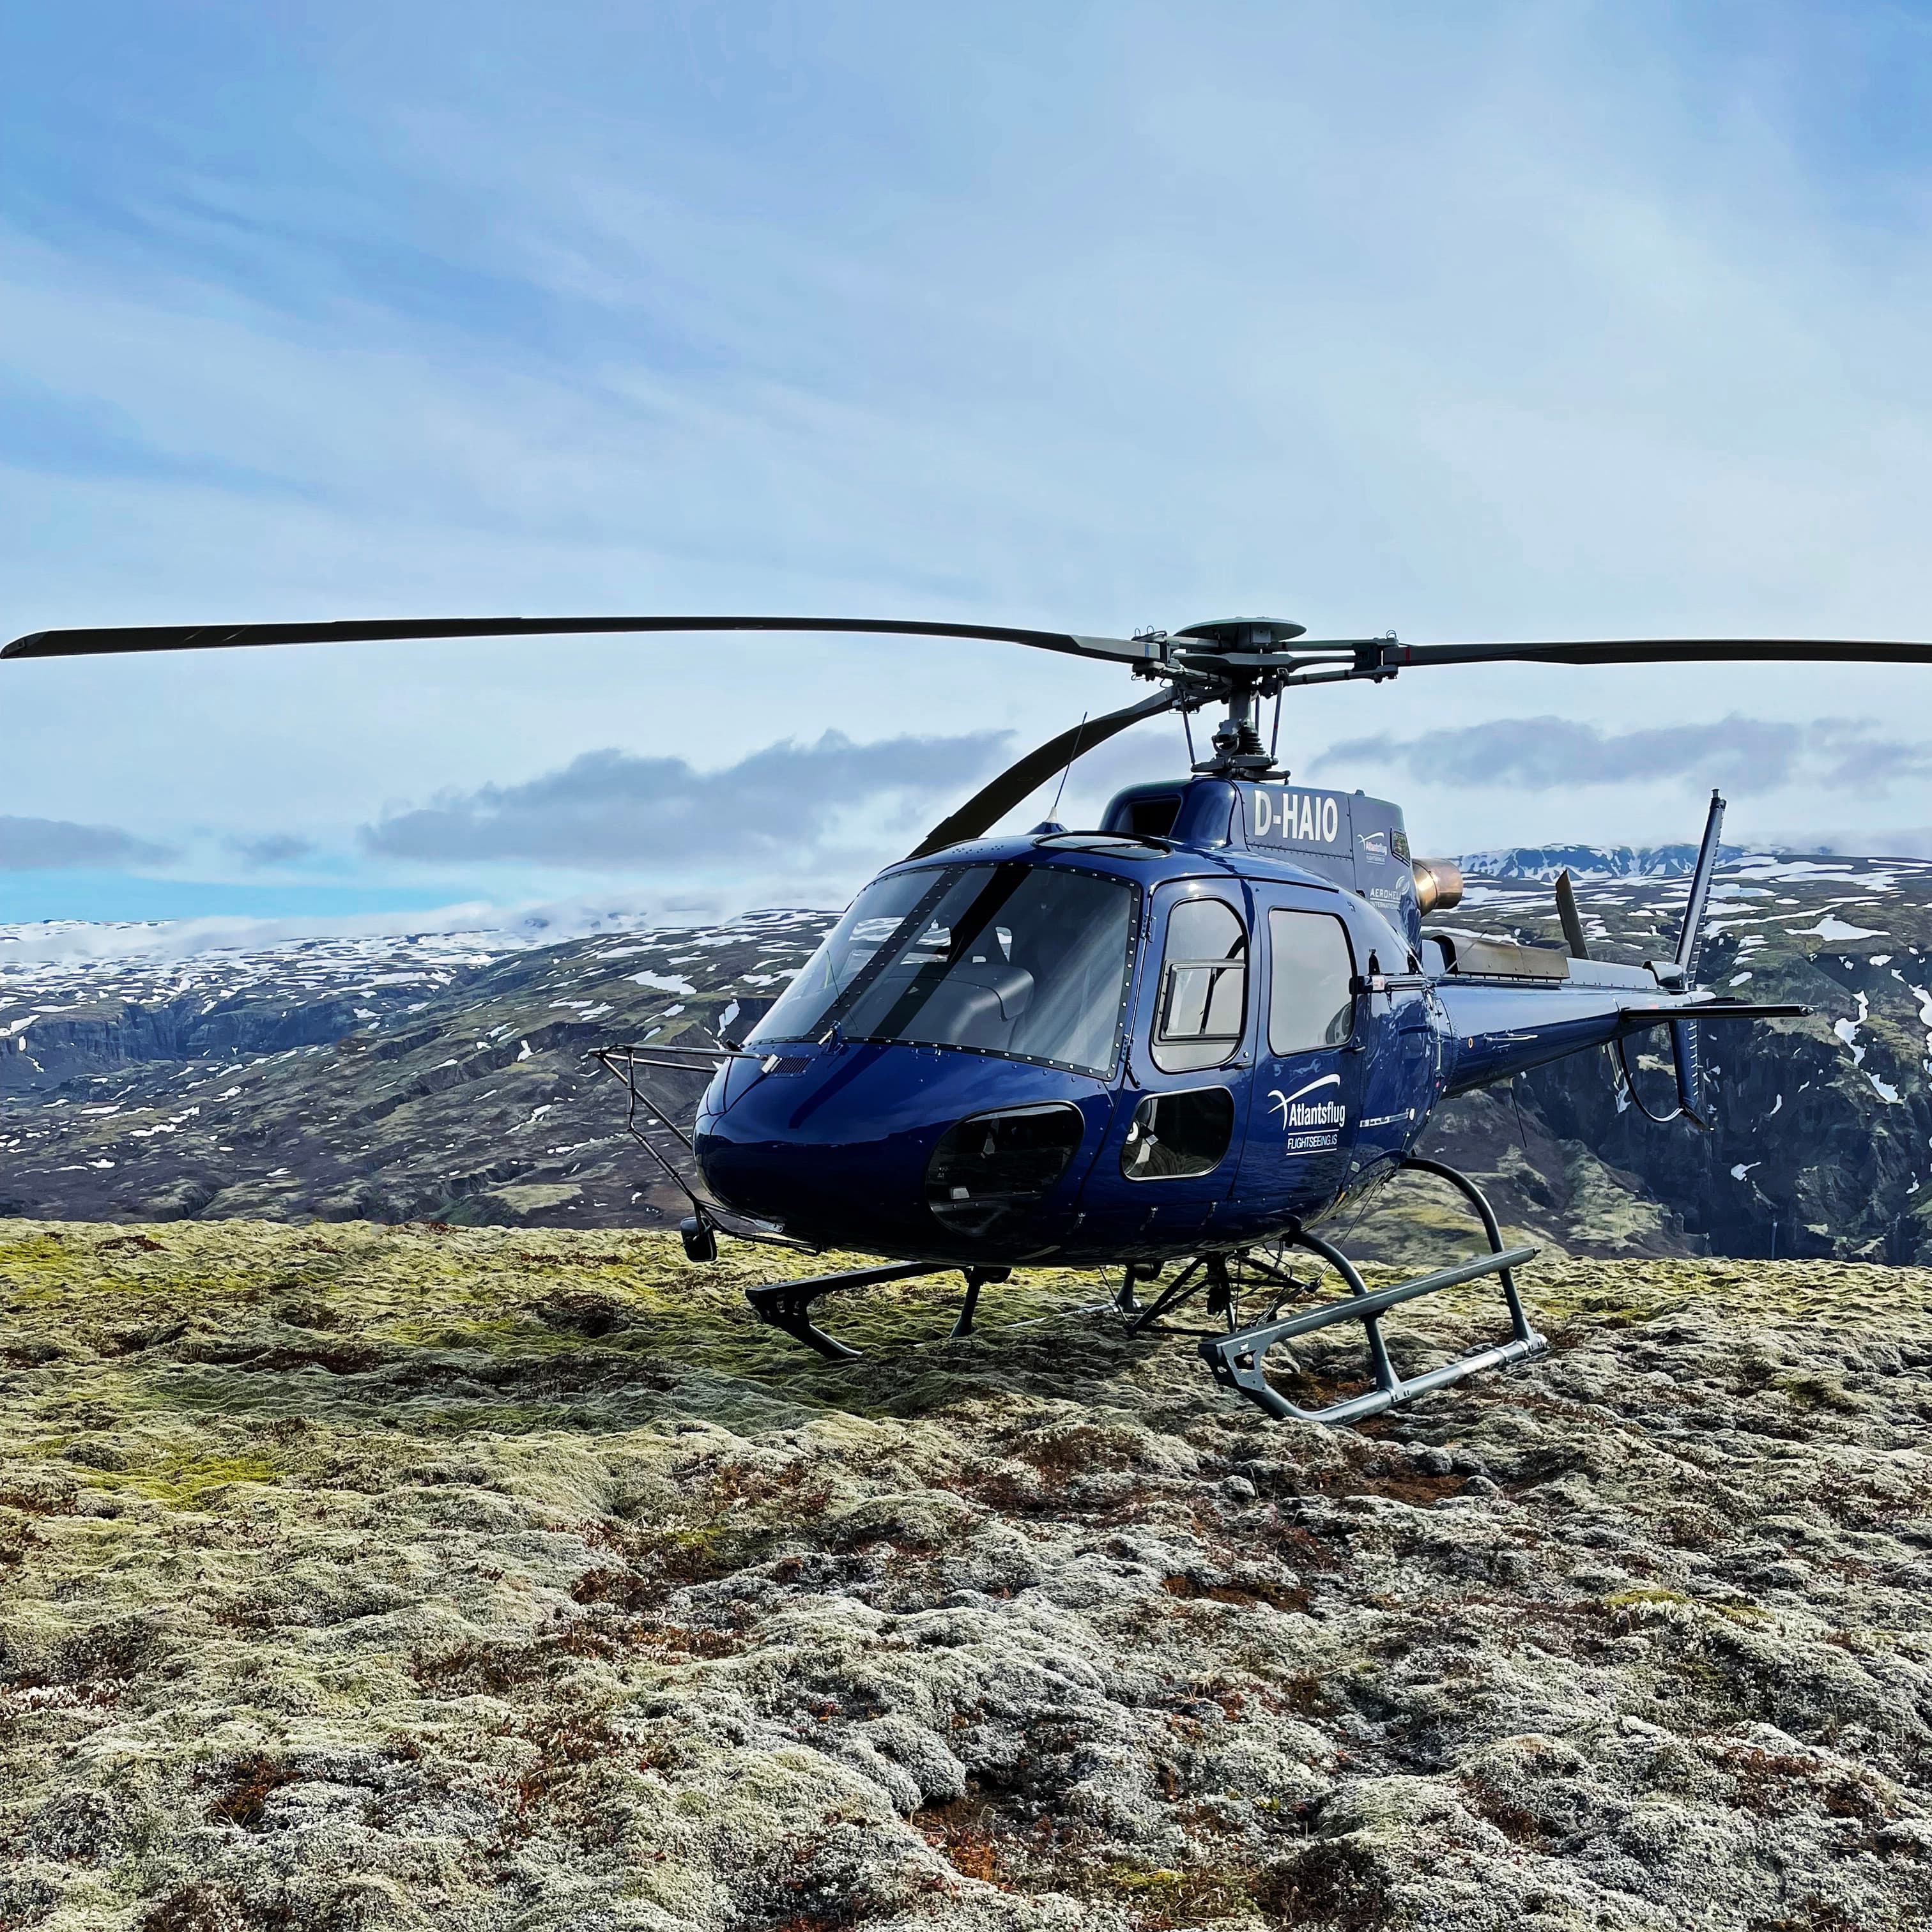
[1411,858,1464,915]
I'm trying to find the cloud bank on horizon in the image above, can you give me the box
[6,1,1932,928]
[358,726,1011,868]
[0,816,178,871]
[1317,716,1932,797]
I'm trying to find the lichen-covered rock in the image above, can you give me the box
[0,1222,1928,1928]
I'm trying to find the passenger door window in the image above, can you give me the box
[1267,911,1356,1055]
[1152,897,1248,1073]
[1120,1087,1236,1180]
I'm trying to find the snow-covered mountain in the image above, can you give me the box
[1453,842,1749,882]
[7,855,1932,1264]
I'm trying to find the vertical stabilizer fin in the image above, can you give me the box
[1664,789,1726,1130]
[1670,1017,1713,1130]
[1555,870,1590,959]
[1675,789,1726,985]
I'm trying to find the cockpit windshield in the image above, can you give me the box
[747,861,1137,1076]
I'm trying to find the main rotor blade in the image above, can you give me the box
[1392,638,1932,671]
[907,688,1179,861]
[0,614,1156,667]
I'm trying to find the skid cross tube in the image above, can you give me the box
[1117,1246,1314,1338]
[746,1262,1011,1360]
[1117,1254,1213,1335]
[1403,1153,1540,1347]
[1199,1155,1547,1425]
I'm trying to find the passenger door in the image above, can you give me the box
[1238,901,1363,1222]
[1080,879,1255,1248]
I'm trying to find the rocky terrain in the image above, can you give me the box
[1,1220,1929,1929]
[3,848,1929,1262]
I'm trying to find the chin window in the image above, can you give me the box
[924,1103,1085,1239]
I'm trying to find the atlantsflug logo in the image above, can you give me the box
[1269,1073,1346,1153]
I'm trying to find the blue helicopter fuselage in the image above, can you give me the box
[691,776,1704,1267]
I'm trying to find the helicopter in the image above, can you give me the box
[11,613,1927,1424]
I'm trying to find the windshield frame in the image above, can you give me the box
[748,857,1146,1081]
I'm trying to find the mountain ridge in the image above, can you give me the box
[1453,841,1748,880]
[3,854,1928,1262]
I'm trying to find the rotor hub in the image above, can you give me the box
[1147,617,1310,777]
[1172,618,1308,651]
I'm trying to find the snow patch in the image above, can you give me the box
[630,972,697,995]
[1800,916,1886,942]
[1835,993,1871,1066]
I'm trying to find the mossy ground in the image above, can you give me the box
[3,1222,1930,1930]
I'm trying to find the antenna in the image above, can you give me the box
[1046,712,1087,822]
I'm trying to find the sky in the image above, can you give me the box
[7,1,1932,937]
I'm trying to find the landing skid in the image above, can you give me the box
[745,1262,1011,1360]
[736,1158,1547,1424]
[1194,1156,1547,1425]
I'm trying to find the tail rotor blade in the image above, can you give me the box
[1554,870,1590,960]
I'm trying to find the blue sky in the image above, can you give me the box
[7,2,1932,930]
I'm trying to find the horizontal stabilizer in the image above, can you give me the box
[1610,995,1807,1130]
[1616,1000,1810,1026]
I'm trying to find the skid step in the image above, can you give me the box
[1199,1243,1544,1425]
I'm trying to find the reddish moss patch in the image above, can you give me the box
[208,1753,297,1830]
[1161,1572,1309,1612]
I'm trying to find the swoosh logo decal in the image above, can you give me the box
[1282,1073,1342,1105]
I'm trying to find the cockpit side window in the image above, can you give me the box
[1266,910,1356,1055]
[1151,896,1247,1073]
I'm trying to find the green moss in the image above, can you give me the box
[0,1213,1921,1922]
[1098,1862,1258,1924]
[82,1449,282,1506]
[1775,1371,1870,1413]
[411,1403,592,1436]
[379,1315,592,1354]
[1602,1586,1770,1628]
[1604,1586,1693,1611]
[0,1232,77,1270]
